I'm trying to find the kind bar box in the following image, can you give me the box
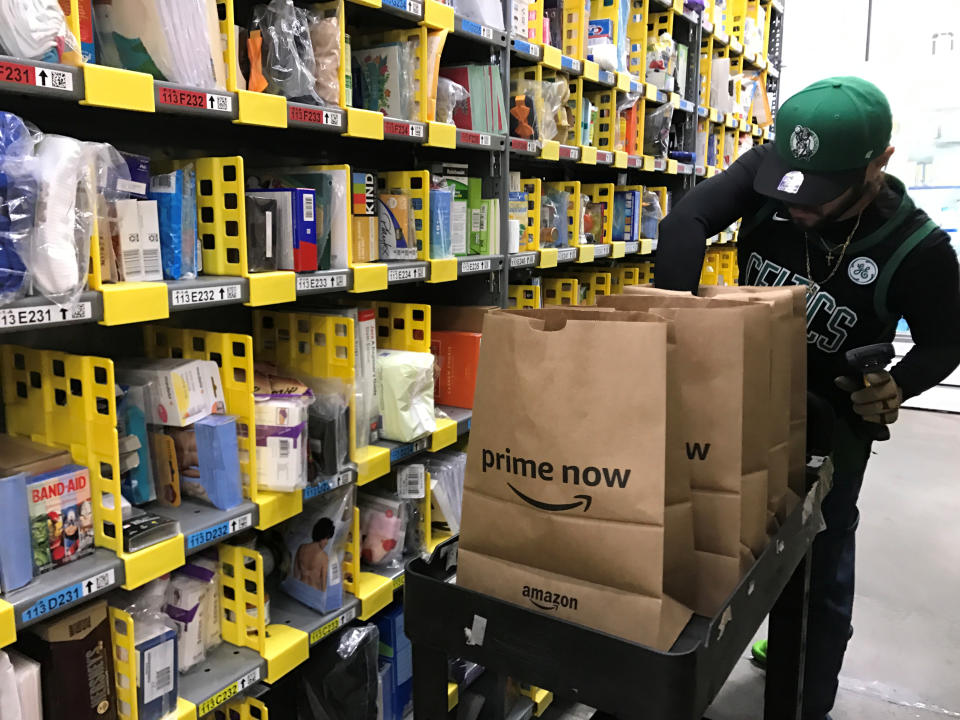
[27,464,94,574]
[351,171,379,263]
[20,600,118,720]
[117,358,225,427]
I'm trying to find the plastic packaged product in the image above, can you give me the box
[426,29,448,122]
[542,79,570,143]
[352,41,413,120]
[278,483,355,612]
[307,382,350,475]
[26,465,94,574]
[435,78,469,126]
[172,415,244,510]
[453,0,504,31]
[429,186,453,259]
[148,166,198,280]
[376,349,436,442]
[542,190,569,248]
[245,193,280,271]
[163,573,208,672]
[254,0,323,104]
[646,31,677,91]
[0,112,38,307]
[255,378,314,493]
[0,0,78,62]
[644,102,674,158]
[0,472,33,592]
[378,192,418,261]
[180,555,221,651]
[32,134,94,307]
[117,382,157,506]
[583,199,604,244]
[423,451,465,534]
[358,491,407,568]
[130,611,178,720]
[641,190,663,241]
[307,6,341,105]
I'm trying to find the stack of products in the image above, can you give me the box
[92,0,227,90]
[0,0,84,64]
[428,164,500,257]
[422,451,466,535]
[244,185,319,272]
[439,64,508,134]
[254,367,315,493]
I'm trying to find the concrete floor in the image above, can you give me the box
[707,409,960,719]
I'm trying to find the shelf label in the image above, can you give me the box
[198,668,261,716]
[409,122,425,138]
[170,283,242,307]
[558,145,580,160]
[387,265,427,283]
[460,258,492,274]
[561,55,581,73]
[0,60,73,92]
[627,155,641,168]
[459,131,491,147]
[510,253,536,268]
[594,244,611,258]
[390,436,429,463]
[296,272,348,291]
[557,247,578,262]
[596,150,613,164]
[309,605,358,645]
[653,158,667,171]
[624,241,639,254]
[0,300,93,330]
[185,513,253,550]
[510,137,537,153]
[303,470,353,501]
[407,0,423,13]
[158,86,232,113]
[21,568,116,623]
[385,119,424,139]
[289,104,342,128]
[461,19,493,39]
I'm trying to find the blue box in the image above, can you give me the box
[614,190,641,242]
[375,606,412,720]
[193,415,243,511]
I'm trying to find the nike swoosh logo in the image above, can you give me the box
[507,483,593,512]
[772,212,792,222]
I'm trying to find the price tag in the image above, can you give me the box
[557,247,578,262]
[185,513,253,550]
[170,284,241,307]
[296,273,348,291]
[303,470,353,500]
[21,568,116,623]
[460,258,492,274]
[289,104,343,128]
[409,123,425,139]
[198,668,262,716]
[594,244,611,258]
[310,606,358,645]
[387,265,427,283]
[397,464,426,499]
[510,253,536,268]
[0,301,93,330]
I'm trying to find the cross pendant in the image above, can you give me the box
[826,251,834,264]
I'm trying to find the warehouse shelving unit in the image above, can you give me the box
[0,0,784,717]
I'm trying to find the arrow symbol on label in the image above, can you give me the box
[230,519,237,532]
[85,580,94,593]
[219,287,225,299]
[59,307,68,320]
[38,70,48,86]
[208,96,215,108]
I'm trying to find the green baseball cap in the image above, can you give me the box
[754,76,892,205]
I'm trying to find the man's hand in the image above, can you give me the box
[834,371,903,424]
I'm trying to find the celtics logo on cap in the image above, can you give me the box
[790,125,820,160]
[848,256,879,285]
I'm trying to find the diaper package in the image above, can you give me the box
[254,369,315,492]
[359,490,407,568]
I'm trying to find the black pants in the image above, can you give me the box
[802,419,874,720]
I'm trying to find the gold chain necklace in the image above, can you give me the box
[804,210,864,288]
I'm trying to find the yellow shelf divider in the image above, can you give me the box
[81,65,154,112]
[99,282,169,326]
[542,44,563,70]
[448,682,459,711]
[540,139,560,161]
[430,417,458,452]
[611,241,626,258]
[423,0,455,29]
[236,90,287,128]
[577,244,595,263]
[537,248,559,268]
[614,150,628,168]
[579,145,598,165]
[246,271,297,307]
[351,262,390,293]
[428,257,458,283]
[0,601,14,650]
[346,108,386,139]
[426,121,458,148]
[176,697,198,720]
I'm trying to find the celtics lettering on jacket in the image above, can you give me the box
[742,251,857,353]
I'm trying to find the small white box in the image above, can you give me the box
[137,200,163,281]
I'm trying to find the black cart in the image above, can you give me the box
[404,466,831,720]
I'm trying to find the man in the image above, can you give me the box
[294,517,336,591]
[656,77,960,719]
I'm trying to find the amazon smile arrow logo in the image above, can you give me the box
[507,483,592,512]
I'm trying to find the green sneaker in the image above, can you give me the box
[751,638,768,668]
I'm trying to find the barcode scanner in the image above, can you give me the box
[845,342,896,441]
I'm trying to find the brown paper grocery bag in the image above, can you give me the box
[599,292,771,616]
[701,285,808,520]
[458,308,696,650]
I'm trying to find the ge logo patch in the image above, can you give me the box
[790,125,820,160]
[848,257,879,285]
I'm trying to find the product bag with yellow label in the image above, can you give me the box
[458,307,697,651]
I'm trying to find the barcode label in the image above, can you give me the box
[557,247,577,262]
[406,0,422,13]
[328,558,341,585]
[409,123,425,138]
[278,439,291,458]
[117,178,147,196]
[388,265,427,282]
[303,193,315,222]
[510,253,536,268]
[36,67,73,92]
[122,248,142,278]
[397,464,426,498]
[142,248,162,278]
[149,174,175,193]
[142,639,175,704]
[207,93,233,112]
[171,283,242,306]
[460,258,491,273]
[309,606,357,645]
[0,301,93,331]
[594,244,611,257]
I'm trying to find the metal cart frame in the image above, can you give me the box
[405,471,830,720]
